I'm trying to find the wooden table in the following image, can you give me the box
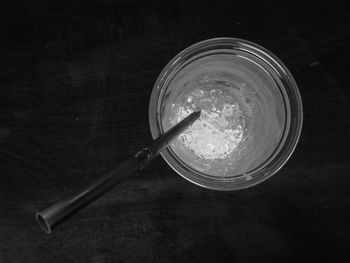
[1,1,349,262]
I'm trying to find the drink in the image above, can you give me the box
[149,38,302,190]
[162,54,285,177]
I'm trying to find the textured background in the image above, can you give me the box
[0,0,349,262]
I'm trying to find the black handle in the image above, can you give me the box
[36,153,149,234]
[36,110,200,234]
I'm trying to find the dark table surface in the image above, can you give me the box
[1,1,349,262]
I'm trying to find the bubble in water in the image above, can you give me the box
[172,79,249,160]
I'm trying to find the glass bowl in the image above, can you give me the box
[149,38,303,191]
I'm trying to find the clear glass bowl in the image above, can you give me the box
[149,38,303,190]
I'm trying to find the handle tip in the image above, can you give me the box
[36,212,52,234]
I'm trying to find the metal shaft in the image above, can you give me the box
[147,110,201,157]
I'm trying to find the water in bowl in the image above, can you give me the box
[162,54,285,177]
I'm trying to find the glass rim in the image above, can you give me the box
[149,37,303,191]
